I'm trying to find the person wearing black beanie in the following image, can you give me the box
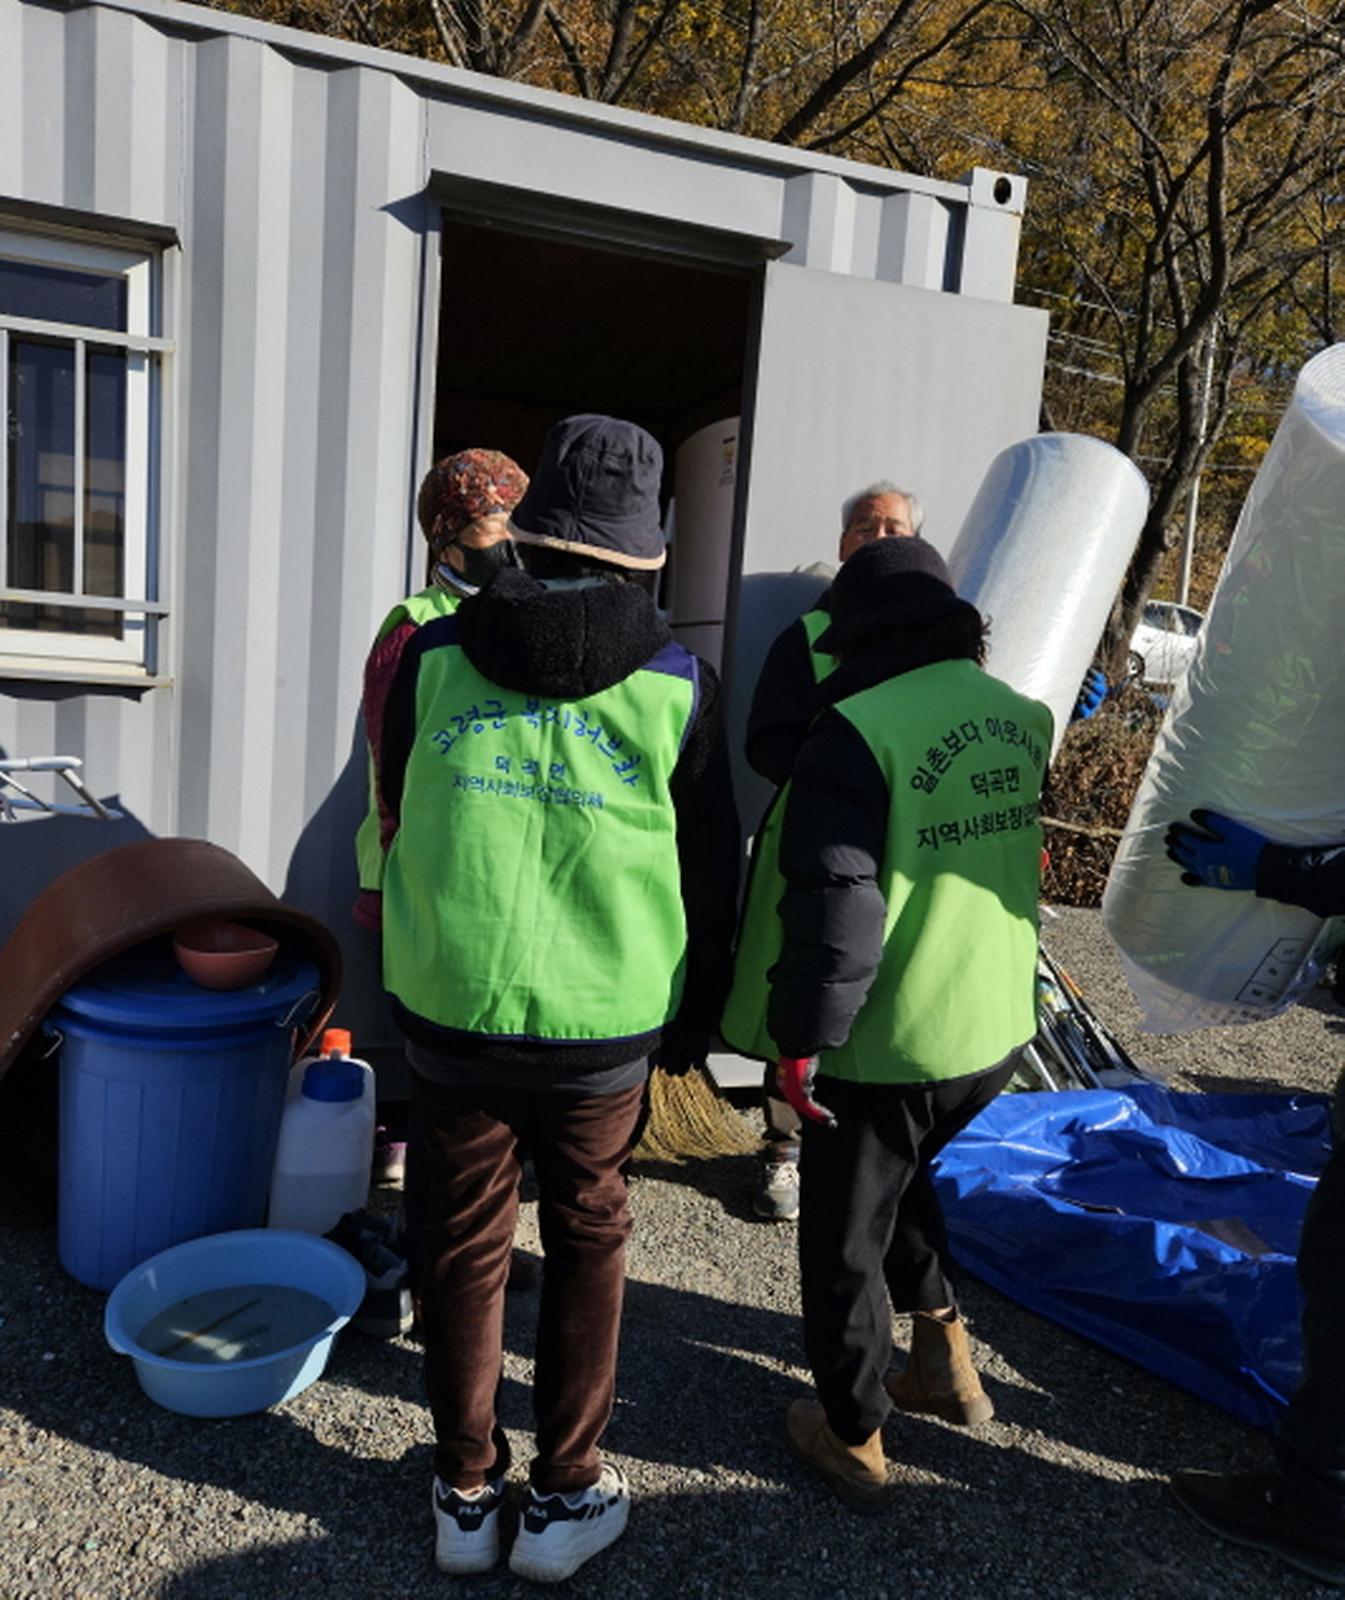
[723,536,1053,1512]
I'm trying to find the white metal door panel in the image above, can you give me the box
[726,258,1047,813]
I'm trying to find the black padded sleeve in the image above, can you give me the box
[1258,840,1345,920]
[745,617,820,787]
[662,660,743,1069]
[766,709,890,1058]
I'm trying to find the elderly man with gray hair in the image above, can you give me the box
[745,481,923,788]
[741,479,922,1221]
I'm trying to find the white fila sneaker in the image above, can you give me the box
[507,1461,630,1583]
[432,1474,503,1574]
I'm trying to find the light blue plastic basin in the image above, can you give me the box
[104,1229,364,1417]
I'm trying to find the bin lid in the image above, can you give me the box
[55,943,322,1035]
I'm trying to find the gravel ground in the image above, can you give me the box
[2,905,1340,1600]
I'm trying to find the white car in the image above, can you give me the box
[1128,600,1204,686]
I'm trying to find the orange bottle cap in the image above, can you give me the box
[321,1027,353,1057]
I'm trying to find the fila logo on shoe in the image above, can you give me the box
[523,1493,616,1531]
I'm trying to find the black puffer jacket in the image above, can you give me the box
[1258,839,1345,1006]
[744,594,832,787]
[379,567,741,1072]
[1258,840,1345,921]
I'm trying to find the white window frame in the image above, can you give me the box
[0,225,171,677]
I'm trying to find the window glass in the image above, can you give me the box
[0,231,157,669]
[3,338,78,633]
[84,347,127,640]
[0,258,127,331]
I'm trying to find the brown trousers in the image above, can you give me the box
[411,1073,645,1494]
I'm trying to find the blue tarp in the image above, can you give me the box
[934,1084,1332,1429]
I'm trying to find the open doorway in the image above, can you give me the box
[431,216,755,666]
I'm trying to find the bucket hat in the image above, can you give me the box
[814,537,980,653]
[508,415,666,571]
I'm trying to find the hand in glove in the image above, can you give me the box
[1165,809,1269,891]
[1071,666,1108,722]
[775,1057,837,1130]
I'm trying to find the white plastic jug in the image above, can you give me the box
[268,1028,376,1235]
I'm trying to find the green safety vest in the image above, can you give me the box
[382,632,697,1043]
[721,658,1052,1084]
[357,587,463,894]
[378,583,463,639]
[801,605,837,682]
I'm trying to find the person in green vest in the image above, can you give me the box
[354,447,532,1316]
[742,480,923,1221]
[367,415,740,1582]
[722,536,1051,1513]
[355,446,530,933]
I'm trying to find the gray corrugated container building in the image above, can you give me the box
[0,0,1048,1069]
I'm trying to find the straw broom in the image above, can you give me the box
[633,1062,759,1164]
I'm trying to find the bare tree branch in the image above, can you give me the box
[804,0,998,152]
[497,0,550,79]
[422,0,468,67]
[543,1,595,98]
[769,0,922,146]
[604,0,681,107]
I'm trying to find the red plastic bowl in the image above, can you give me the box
[173,919,279,990]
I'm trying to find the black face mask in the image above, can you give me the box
[446,539,519,594]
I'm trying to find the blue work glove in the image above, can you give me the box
[776,1057,837,1130]
[1165,809,1269,891]
[1071,666,1108,722]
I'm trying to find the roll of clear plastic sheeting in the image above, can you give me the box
[1103,344,1345,1033]
[948,434,1149,751]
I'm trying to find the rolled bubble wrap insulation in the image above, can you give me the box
[1103,344,1345,1033]
[948,433,1148,752]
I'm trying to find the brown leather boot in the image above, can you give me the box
[783,1399,892,1514]
[885,1310,994,1425]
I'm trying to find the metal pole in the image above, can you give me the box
[1179,327,1217,607]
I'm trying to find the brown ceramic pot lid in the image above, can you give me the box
[0,838,343,1082]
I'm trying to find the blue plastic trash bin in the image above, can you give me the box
[53,944,320,1290]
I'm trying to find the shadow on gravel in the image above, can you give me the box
[4,1214,800,1509]
[947,1275,1272,1474]
[630,1151,765,1224]
[143,1461,1225,1600]
[1180,1068,1322,1094]
[4,1204,1283,1600]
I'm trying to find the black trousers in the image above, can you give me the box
[1276,1068,1345,1519]
[797,1060,1013,1444]
[761,1061,802,1155]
